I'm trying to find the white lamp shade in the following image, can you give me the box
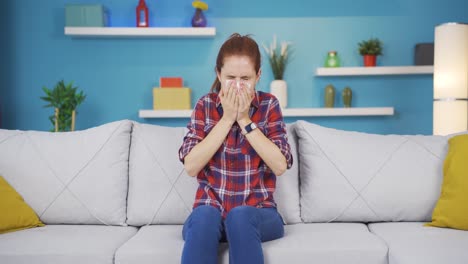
[433,23,468,135]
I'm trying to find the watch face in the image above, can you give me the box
[245,122,257,133]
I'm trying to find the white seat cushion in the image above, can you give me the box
[255,223,387,264]
[369,222,468,264]
[295,120,451,222]
[115,225,192,264]
[0,120,132,225]
[116,223,387,264]
[0,225,137,264]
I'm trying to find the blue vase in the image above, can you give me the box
[191,8,207,27]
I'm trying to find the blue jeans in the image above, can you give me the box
[181,205,284,264]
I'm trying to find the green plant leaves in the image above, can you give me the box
[358,38,383,56]
[40,80,86,132]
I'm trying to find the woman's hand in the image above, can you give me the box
[219,82,238,124]
[236,86,254,123]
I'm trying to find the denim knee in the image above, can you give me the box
[182,205,222,241]
[225,206,260,232]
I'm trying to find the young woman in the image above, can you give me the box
[178,33,293,264]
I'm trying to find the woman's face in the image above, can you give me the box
[217,55,260,97]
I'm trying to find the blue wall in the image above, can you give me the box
[1,0,467,134]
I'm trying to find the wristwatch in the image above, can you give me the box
[242,122,257,135]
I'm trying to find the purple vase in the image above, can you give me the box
[191,8,207,27]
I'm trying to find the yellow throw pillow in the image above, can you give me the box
[0,176,44,234]
[426,134,468,230]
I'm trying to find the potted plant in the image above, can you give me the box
[358,38,383,67]
[263,35,292,108]
[40,80,86,132]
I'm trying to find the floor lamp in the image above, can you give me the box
[433,23,468,135]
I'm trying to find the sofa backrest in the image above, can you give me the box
[0,120,132,225]
[295,120,451,223]
[126,122,196,225]
[126,121,302,226]
[275,123,301,224]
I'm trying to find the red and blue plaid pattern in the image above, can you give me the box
[179,91,293,218]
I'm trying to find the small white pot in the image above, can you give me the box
[270,80,288,108]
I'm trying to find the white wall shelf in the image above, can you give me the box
[283,107,394,116]
[139,110,193,118]
[139,107,394,118]
[64,27,216,37]
[315,66,433,76]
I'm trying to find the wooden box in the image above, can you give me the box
[153,88,191,110]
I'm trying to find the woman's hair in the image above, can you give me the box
[210,33,261,93]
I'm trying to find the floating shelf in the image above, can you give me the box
[64,27,216,37]
[139,107,394,118]
[139,110,193,118]
[282,107,394,117]
[315,66,433,76]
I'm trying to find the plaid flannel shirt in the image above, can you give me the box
[179,91,293,218]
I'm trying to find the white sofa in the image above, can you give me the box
[0,120,467,264]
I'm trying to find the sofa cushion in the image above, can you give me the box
[274,123,301,224]
[427,134,468,230]
[127,122,197,225]
[115,223,387,264]
[115,225,190,264]
[127,122,301,226]
[0,120,132,225]
[369,222,468,264]
[0,225,138,264]
[295,120,450,223]
[0,176,44,234]
[228,223,388,264]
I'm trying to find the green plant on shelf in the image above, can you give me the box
[40,80,86,132]
[358,38,383,55]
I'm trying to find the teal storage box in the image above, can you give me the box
[65,4,109,27]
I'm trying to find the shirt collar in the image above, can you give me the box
[216,90,260,109]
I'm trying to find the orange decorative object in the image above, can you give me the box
[160,77,183,88]
[136,0,149,27]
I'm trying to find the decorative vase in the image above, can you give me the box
[191,8,207,27]
[325,51,340,67]
[342,87,352,107]
[363,55,377,67]
[270,80,287,108]
[324,84,335,108]
[136,0,149,27]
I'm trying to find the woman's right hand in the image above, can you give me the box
[219,82,238,124]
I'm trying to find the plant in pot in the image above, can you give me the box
[358,38,383,67]
[263,35,292,108]
[40,80,86,132]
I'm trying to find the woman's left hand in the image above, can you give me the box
[236,87,254,122]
